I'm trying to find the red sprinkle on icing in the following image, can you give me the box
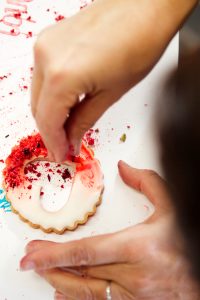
[62,169,71,180]
[47,174,51,182]
[40,191,44,196]
[0,160,4,163]
[61,184,64,189]
[27,185,32,190]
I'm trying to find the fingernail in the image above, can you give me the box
[48,150,55,161]
[20,261,35,271]
[119,160,127,166]
[54,291,66,300]
[70,141,81,156]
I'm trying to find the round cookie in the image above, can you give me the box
[3,133,104,234]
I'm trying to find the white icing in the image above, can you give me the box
[7,159,103,231]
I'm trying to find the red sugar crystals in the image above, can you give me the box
[47,174,51,182]
[62,168,71,180]
[55,15,65,22]
[3,133,48,189]
[84,128,99,147]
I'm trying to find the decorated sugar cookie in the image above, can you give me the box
[2,133,104,234]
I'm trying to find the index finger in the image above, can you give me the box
[35,76,77,162]
[20,233,125,271]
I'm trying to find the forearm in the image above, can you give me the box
[156,0,198,39]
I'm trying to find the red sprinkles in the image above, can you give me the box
[3,133,94,190]
[3,133,47,189]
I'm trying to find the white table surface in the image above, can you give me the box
[0,0,178,299]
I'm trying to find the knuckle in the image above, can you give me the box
[34,36,46,60]
[47,67,66,87]
[143,169,158,179]
[69,121,92,141]
[69,244,95,266]
[77,284,96,300]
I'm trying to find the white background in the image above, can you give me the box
[0,0,178,299]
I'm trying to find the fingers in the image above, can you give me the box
[20,233,126,271]
[35,76,77,162]
[39,268,127,300]
[65,88,123,154]
[118,160,172,218]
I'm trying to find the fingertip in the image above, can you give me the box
[118,160,128,168]
[20,256,35,271]
[54,291,66,300]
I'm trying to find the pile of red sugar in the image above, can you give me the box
[3,133,47,189]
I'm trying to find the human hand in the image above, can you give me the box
[20,161,200,300]
[31,0,197,162]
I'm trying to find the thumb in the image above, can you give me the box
[118,160,172,219]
